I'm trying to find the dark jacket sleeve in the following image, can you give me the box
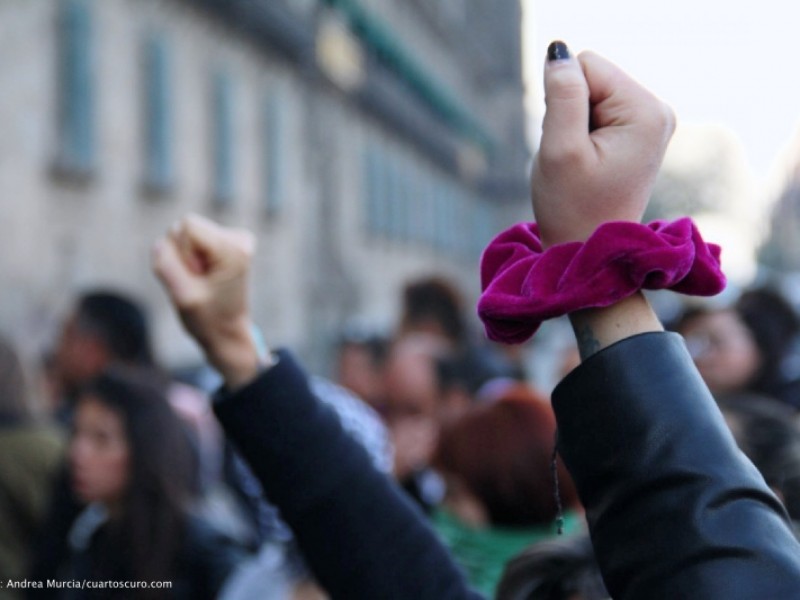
[552,331,800,600]
[212,350,481,600]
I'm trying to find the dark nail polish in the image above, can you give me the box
[547,41,570,62]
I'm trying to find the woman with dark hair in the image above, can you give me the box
[736,288,800,406]
[431,386,581,596]
[56,367,242,598]
[0,335,64,592]
[676,287,800,409]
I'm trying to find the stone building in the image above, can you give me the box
[761,162,800,273]
[0,0,529,369]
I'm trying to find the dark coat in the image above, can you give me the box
[554,332,800,599]
[60,513,243,599]
[214,337,800,600]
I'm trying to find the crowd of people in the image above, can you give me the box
[3,40,800,600]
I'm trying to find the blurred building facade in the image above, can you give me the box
[761,168,800,273]
[0,0,529,368]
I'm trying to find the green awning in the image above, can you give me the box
[320,0,494,155]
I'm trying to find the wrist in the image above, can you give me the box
[202,317,275,390]
[568,293,663,361]
[478,218,724,345]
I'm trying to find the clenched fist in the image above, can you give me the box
[532,44,676,248]
[152,214,270,388]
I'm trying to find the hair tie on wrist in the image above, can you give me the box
[477,218,726,344]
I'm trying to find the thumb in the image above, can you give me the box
[540,41,592,160]
[152,237,204,308]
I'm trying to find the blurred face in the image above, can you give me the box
[55,313,108,390]
[383,349,438,422]
[337,344,385,410]
[382,345,441,479]
[69,396,130,505]
[681,310,762,394]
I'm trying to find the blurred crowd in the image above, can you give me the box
[3,275,800,599]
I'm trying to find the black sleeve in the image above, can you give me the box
[212,350,481,600]
[181,517,248,600]
[27,464,82,598]
[552,331,800,600]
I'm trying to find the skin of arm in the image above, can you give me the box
[531,45,673,357]
[569,293,663,360]
[152,215,269,391]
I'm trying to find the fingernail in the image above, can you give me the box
[547,41,570,62]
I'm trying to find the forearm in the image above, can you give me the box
[568,292,662,361]
[213,351,481,600]
[196,318,274,390]
[553,332,800,599]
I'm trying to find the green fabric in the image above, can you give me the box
[432,507,583,598]
[0,426,65,587]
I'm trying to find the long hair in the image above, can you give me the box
[79,367,194,589]
[433,385,579,527]
[735,288,800,394]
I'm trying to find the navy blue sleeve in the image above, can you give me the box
[553,332,800,600]
[213,350,482,600]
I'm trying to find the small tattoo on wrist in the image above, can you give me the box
[576,324,601,360]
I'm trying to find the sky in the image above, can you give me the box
[524,0,800,184]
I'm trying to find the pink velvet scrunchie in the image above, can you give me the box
[477,218,726,344]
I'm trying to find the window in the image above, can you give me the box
[363,144,380,233]
[473,198,494,259]
[211,70,234,206]
[142,33,173,193]
[407,162,423,243]
[375,146,391,236]
[264,93,284,215]
[420,171,437,247]
[396,158,411,242]
[386,159,403,240]
[55,0,94,177]
[433,182,447,250]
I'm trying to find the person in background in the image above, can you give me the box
[675,287,800,409]
[495,533,607,600]
[386,278,525,511]
[52,290,222,483]
[31,290,239,591]
[397,276,526,387]
[53,291,157,421]
[718,391,800,524]
[52,367,243,599]
[333,327,389,414]
[381,334,451,511]
[0,335,64,594]
[431,385,581,597]
[397,277,468,349]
